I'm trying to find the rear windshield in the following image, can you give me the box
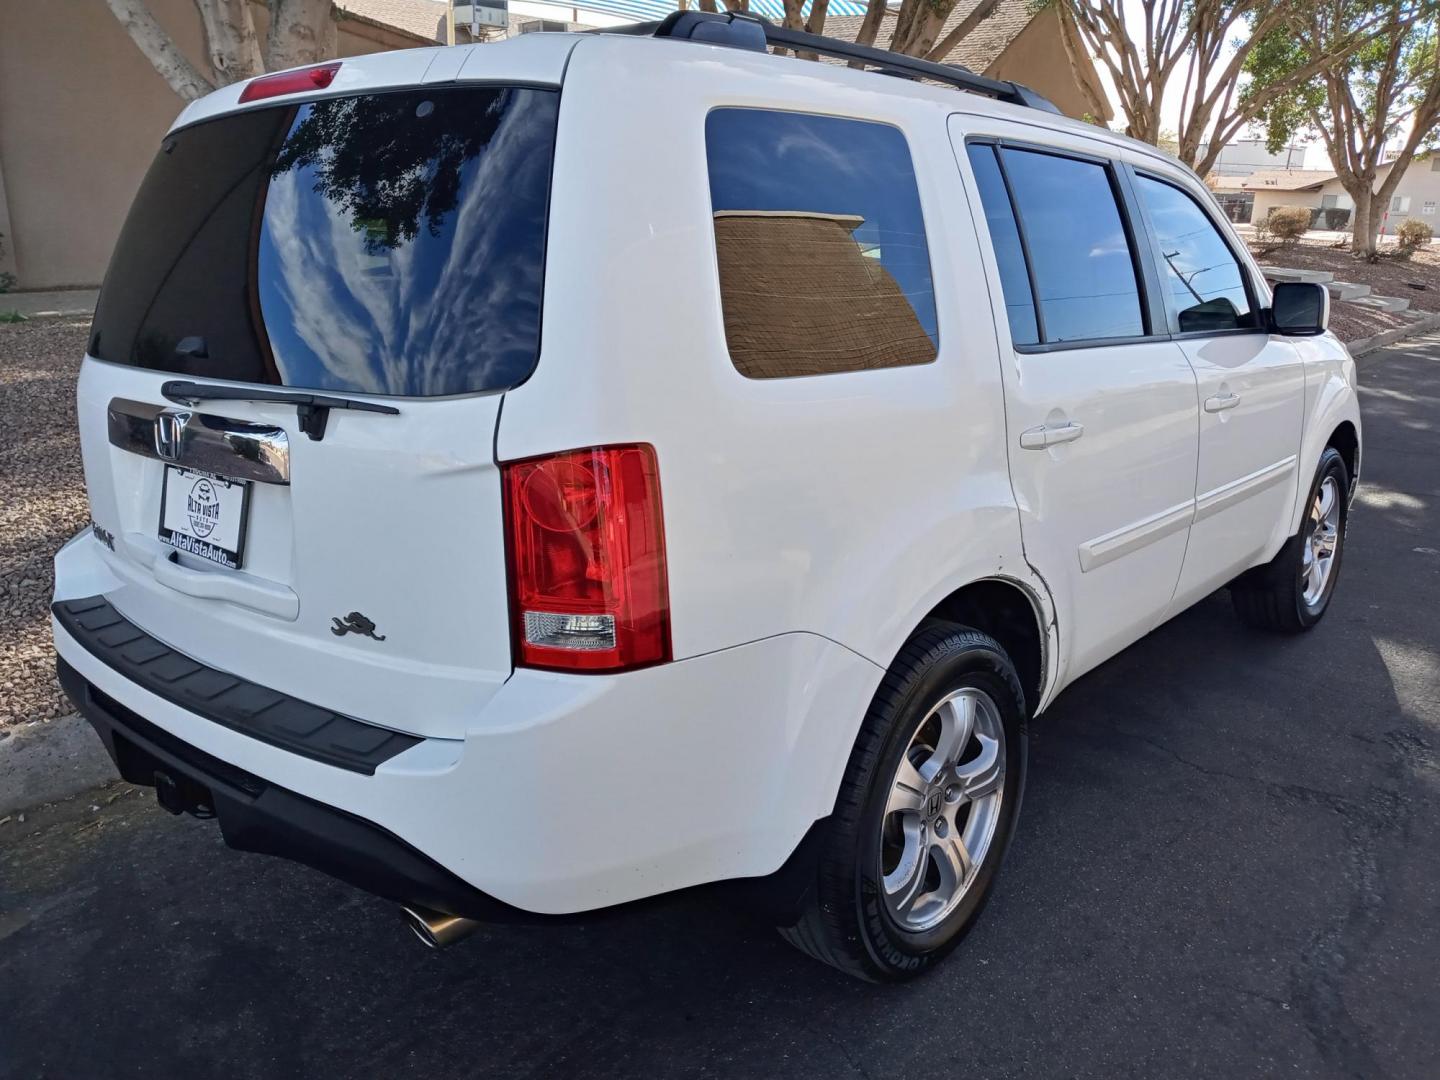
[90,86,558,397]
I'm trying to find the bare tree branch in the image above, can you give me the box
[105,0,215,100]
[1055,2,1111,122]
[925,0,1000,62]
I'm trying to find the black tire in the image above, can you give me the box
[1231,447,1350,633]
[777,625,1027,982]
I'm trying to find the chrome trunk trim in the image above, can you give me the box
[107,398,290,485]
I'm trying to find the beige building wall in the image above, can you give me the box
[1315,164,1440,229]
[983,6,1109,124]
[0,2,422,291]
[1251,189,1322,221]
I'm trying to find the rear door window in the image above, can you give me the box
[90,86,559,397]
[965,144,1039,346]
[705,108,938,379]
[996,147,1146,344]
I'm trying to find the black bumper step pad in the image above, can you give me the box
[53,596,419,774]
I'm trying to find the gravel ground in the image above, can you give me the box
[1246,237,1440,307]
[1245,237,1440,347]
[0,318,88,729]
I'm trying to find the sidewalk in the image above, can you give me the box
[2,288,99,318]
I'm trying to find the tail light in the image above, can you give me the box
[502,445,671,673]
[238,63,341,103]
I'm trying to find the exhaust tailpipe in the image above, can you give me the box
[401,905,480,949]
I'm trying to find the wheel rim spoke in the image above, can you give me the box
[954,734,1002,799]
[886,755,927,816]
[924,693,975,779]
[932,835,973,895]
[883,816,927,912]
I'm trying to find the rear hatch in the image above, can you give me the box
[77,79,560,739]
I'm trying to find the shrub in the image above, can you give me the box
[1266,205,1313,244]
[1318,207,1352,231]
[1395,217,1433,257]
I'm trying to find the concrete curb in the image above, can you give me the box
[1346,312,1440,356]
[0,714,117,816]
[0,288,99,320]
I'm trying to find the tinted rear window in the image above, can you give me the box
[705,108,938,379]
[90,86,558,397]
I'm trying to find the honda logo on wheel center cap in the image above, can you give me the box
[153,408,191,462]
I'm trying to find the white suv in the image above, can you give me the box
[53,13,1360,981]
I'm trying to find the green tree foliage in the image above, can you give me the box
[1246,0,1440,256]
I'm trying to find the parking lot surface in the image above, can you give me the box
[2,338,1437,1079]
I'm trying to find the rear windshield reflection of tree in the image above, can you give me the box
[269,91,509,253]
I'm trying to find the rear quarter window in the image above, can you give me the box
[704,108,938,379]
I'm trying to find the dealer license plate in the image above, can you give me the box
[158,466,251,570]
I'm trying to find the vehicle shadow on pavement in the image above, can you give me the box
[2,345,1438,1080]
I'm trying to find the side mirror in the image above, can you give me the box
[1270,281,1329,336]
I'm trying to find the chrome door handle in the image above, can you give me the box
[1019,421,1085,450]
[1204,392,1241,413]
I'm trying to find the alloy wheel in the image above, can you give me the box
[1302,475,1341,607]
[879,687,1006,933]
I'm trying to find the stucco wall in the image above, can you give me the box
[1316,165,1440,230]
[983,6,1109,124]
[0,2,417,290]
[1251,189,1323,221]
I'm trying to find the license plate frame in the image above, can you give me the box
[157,465,252,570]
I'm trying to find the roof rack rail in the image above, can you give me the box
[602,11,1061,115]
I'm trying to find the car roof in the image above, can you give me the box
[173,26,1182,180]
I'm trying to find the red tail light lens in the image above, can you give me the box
[503,445,671,673]
[238,63,341,103]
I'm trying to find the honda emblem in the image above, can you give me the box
[153,409,191,463]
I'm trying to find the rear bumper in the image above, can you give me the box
[60,658,527,921]
[53,530,882,914]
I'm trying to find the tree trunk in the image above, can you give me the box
[1350,191,1377,258]
[804,0,831,36]
[194,0,263,84]
[265,0,335,73]
[892,0,964,58]
[106,0,214,100]
[850,0,889,58]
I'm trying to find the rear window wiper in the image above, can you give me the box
[161,379,399,442]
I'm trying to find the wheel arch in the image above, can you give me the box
[1287,355,1362,536]
[1327,419,1360,495]
[912,576,1051,716]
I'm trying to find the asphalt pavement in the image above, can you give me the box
[2,338,1438,1080]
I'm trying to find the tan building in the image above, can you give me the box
[1214,158,1440,233]
[0,0,1109,291]
[825,0,1113,126]
[0,0,447,291]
